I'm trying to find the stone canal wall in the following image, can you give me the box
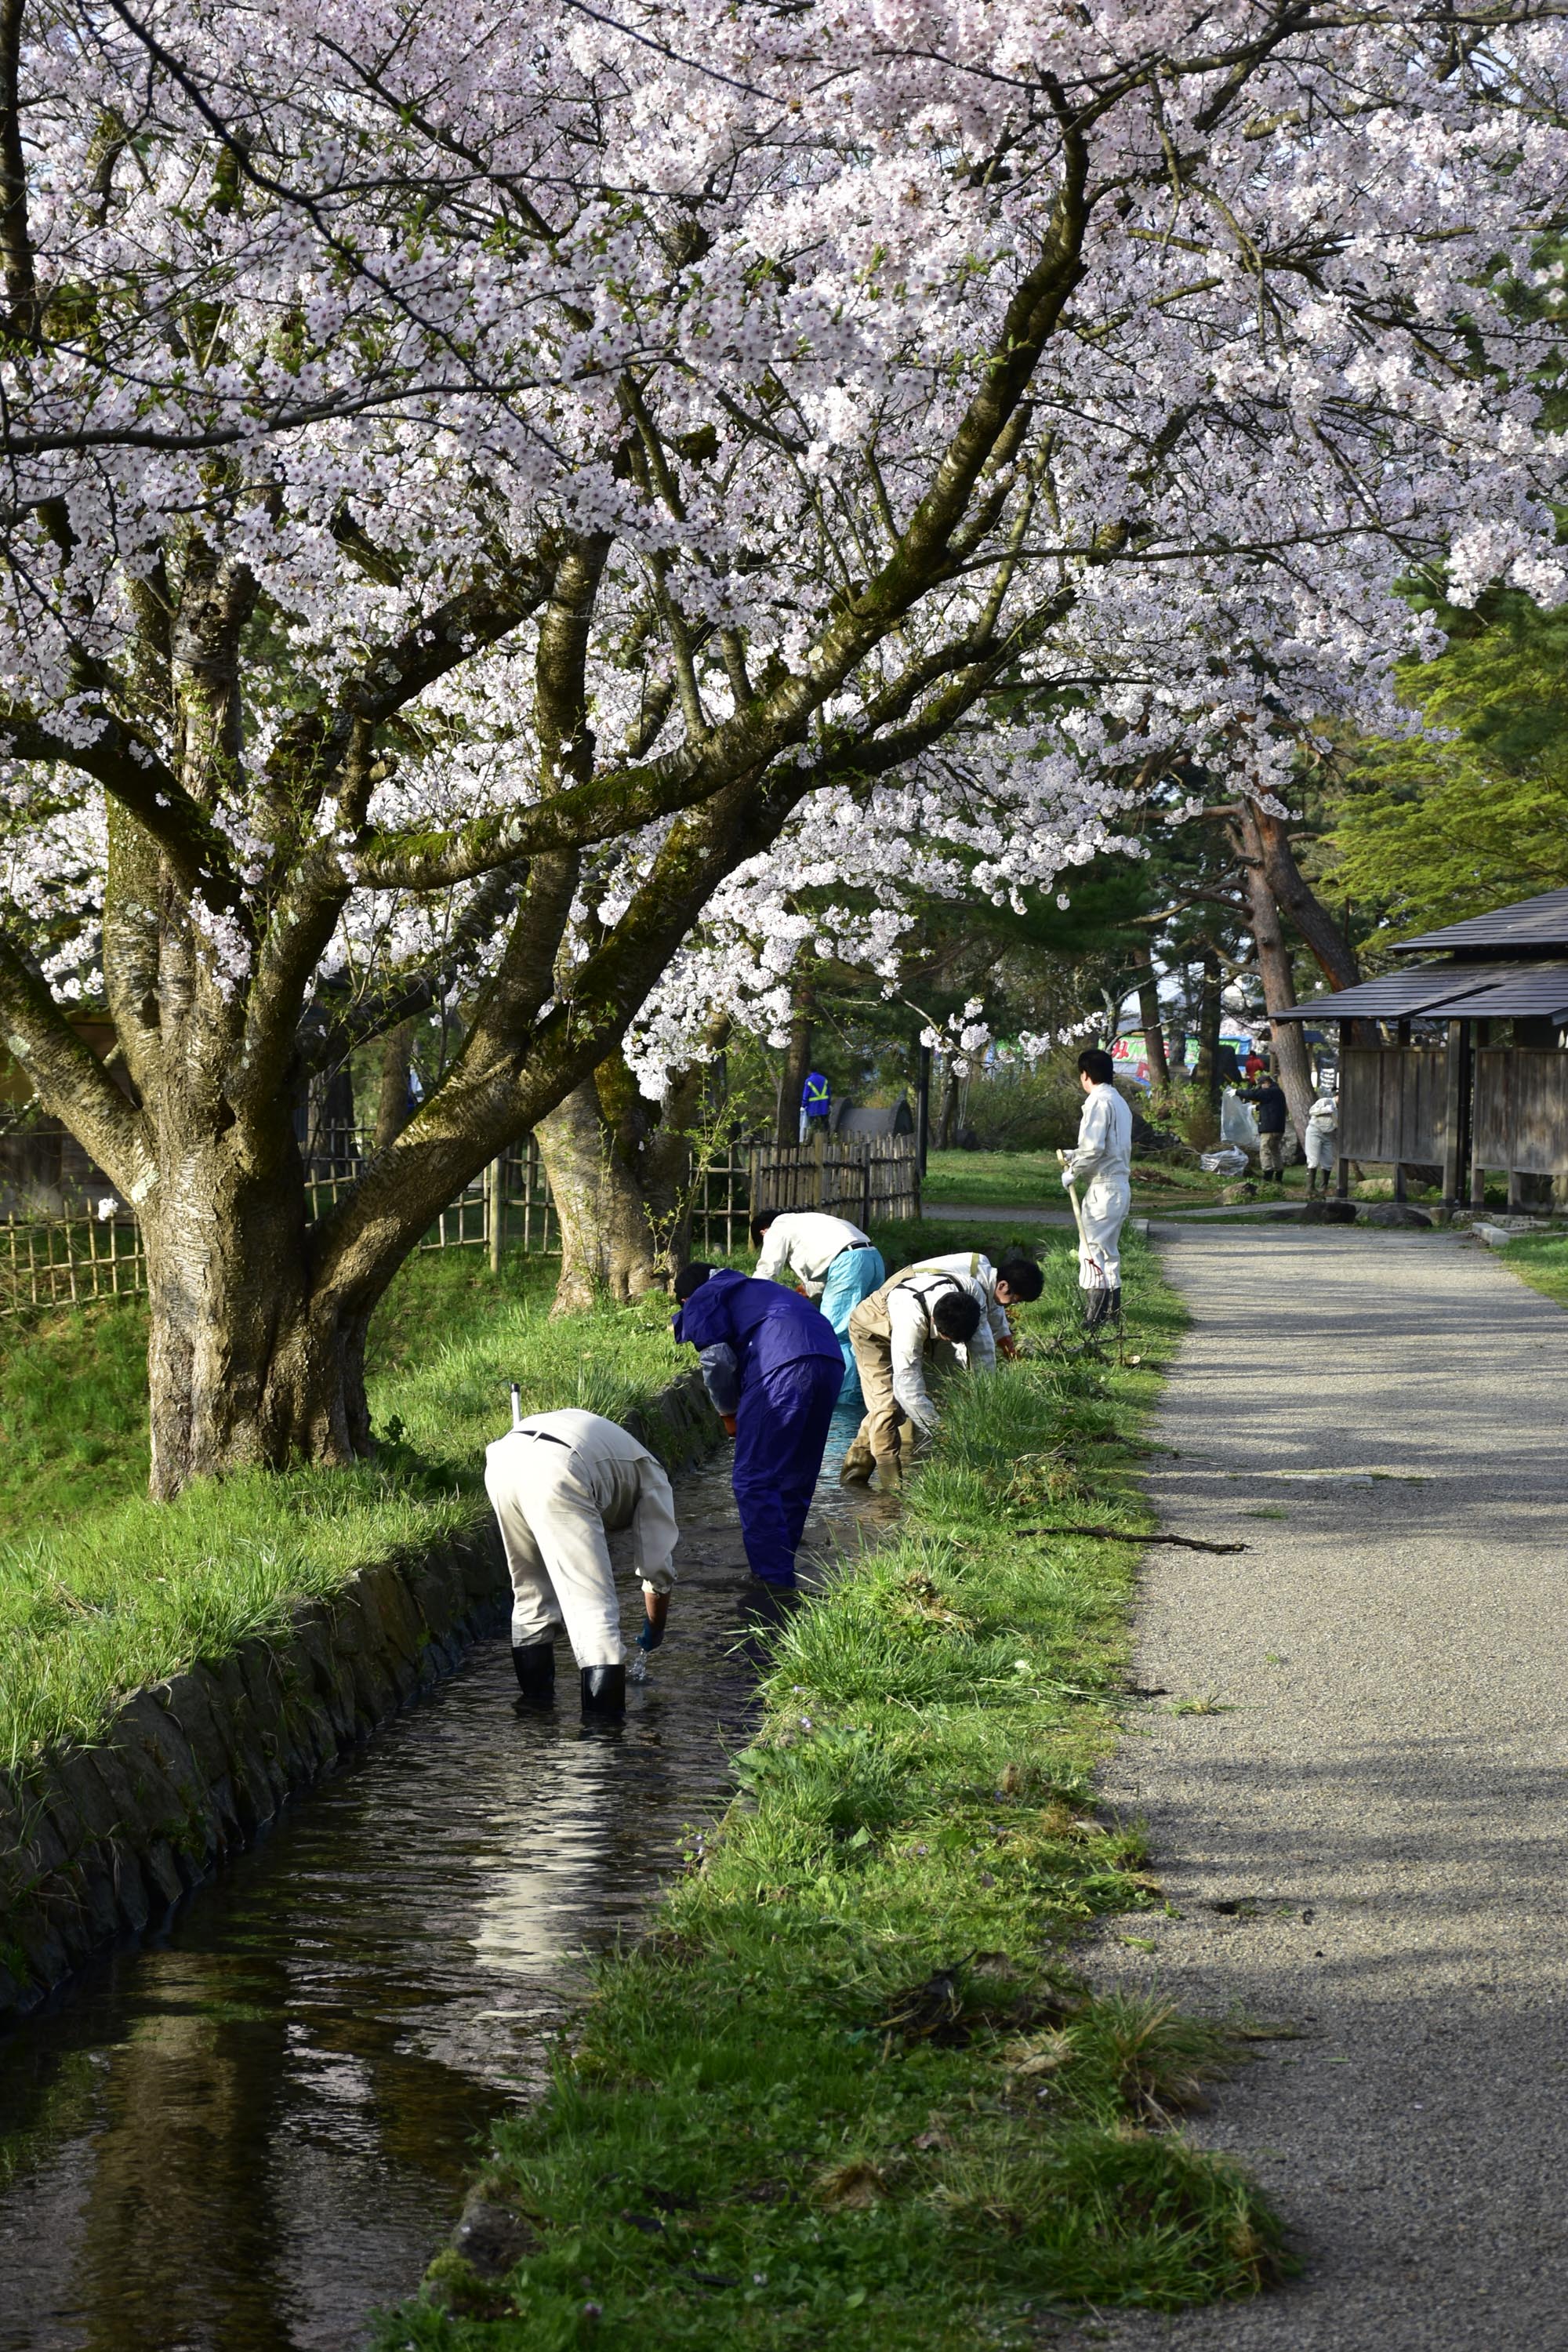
[0,1371,722,2027]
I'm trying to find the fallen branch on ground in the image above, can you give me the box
[1018,1526,1249,1555]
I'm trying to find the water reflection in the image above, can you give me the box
[0,1413,874,2352]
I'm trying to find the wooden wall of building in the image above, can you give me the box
[1340,1047,1449,1166]
[1474,1050,1568,1176]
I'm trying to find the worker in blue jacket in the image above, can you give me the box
[672,1262,844,1589]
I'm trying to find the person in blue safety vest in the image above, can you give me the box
[751,1206,886,1406]
[800,1069,832,1141]
[672,1262,844,1591]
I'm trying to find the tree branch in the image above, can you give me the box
[0,929,153,1197]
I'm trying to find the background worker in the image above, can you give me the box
[483,1407,680,1719]
[909,1247,1044,1361]
[1305,1073,1339,1197]
[800,1068,832,1141]
[673,1263,844,1590]
[1062,1047,1133,1330]
[1242,1070,1290,1183]
[840,1264,985,1488]
[751,1206,887,1403]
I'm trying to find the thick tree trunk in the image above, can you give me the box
[638,1059,706,1276]
[777,984,815,1147]
[1231,803,1316,1142]
[937,1063,960,1148]
[1250,804,1359,991]
[374,1021,416,1150]
[1132,946,1170,1088]
[534,1080,659,1315]
[1190,953,1223,1120]
[142,1141,370,1499]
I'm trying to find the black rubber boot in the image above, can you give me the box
[580,1663,627,1718]
[1083,1288,1111,1330]
[1108,1286,1123,1322]
[511,1642,556,1705]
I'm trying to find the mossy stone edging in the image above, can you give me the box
[0,1368,722,2028]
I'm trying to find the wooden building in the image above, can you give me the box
[1275,887,1568,1214]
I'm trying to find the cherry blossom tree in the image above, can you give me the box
[1,0,1564,1490]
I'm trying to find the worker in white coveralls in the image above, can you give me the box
[1061,1047,1134,1330]
[751,1207,886,1404]
[483,1407,680,1719]
[1305,1072,1339,1198]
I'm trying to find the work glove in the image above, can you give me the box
[721,1412,738,1437]
[636,1620,665,1654]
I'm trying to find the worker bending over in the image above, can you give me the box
[484,1408,679,1719]
[910,1247,1043,1360]
[752,1207,886,1403]
[1062,1047,1134,1328]
[840,1263,985,1489]
[673,1264,844,1589]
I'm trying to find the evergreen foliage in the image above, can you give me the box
[1323,593,1568,945]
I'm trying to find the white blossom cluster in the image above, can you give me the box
[0,2,1563,1123]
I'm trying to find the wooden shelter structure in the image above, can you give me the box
[1275,887,1568,1214]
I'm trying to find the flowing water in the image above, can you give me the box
[0,1412,882,2352]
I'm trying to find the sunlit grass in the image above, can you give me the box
[1496,1230,1568,1313]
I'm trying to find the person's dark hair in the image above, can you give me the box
[673,1261,714,1303]
[995,1254,1044,1302]
[748,1207,781,1244]
[931,1289,982,1344]
[1077,1047,1116,1086]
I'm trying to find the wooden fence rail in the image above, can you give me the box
[0,1124,919,1321]
[2,1211,147,1316]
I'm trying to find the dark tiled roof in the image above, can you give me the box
[1392,887,1568,955]
[1271,963,1530,1022]
[1414,962,1568,1020]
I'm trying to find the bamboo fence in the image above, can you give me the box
[0,1125,918,1319]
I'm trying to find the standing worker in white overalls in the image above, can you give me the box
[1305,1070,1340,1198]
[1061,1047,1134,1330]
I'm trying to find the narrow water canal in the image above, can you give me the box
[0,1415,879,2352]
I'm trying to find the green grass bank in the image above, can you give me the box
[390,1236,1287,2350]
[0,1252,687,1770]
[0,1218,1058,1773]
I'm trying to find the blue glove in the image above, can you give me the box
[636,1621,664,1654]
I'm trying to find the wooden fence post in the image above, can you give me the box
[487,1155,504,1272]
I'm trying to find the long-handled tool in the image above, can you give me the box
[1057,1149,1087,1248]
[510,1381,523,1431]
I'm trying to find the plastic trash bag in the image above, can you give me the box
[1220,1091,1260,1149]
[1199,1145,1250,1177]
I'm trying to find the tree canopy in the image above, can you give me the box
[1323,594,1568,949]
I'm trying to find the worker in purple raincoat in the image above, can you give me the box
[672,1263,844,1590]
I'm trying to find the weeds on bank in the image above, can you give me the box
[383,1236,1287,2351]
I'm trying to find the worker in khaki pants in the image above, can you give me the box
[840,1265,985,1489]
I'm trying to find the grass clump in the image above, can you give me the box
[381,1234,1288,2350]
[0,1298,153,1533]
[1494,1229,1568,1312]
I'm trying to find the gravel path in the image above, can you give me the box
[1053,1227,1568,2351]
